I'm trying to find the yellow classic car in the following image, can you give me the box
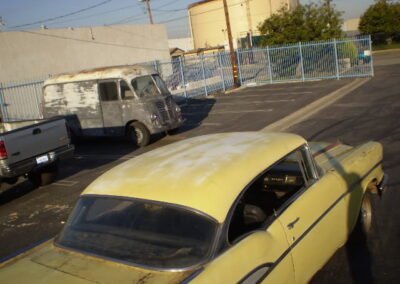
[0,132,387,284]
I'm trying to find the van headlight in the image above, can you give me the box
[150,113,160,126]
[175,105,181,114]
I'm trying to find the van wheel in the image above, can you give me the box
[128,122,150,147]
[28,162,59,187]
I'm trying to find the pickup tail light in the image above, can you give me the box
[0,140,7,159]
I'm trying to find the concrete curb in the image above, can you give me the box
[262,78,371,132]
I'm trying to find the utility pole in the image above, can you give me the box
[139,0,154,24]
[222,0,240,87]
[0,16,4,31]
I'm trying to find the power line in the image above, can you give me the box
[155,0,184,10]
[42,4,140,26]
[18,29,169,52]
[152,8,187,12]
[8,0,113,29]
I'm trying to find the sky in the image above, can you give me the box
[0,0,376,39]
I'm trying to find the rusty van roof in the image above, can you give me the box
[44,65,155,85]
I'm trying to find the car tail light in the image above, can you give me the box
[0,140,7,159]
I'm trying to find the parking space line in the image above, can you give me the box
[216,93,310,99]
[238,89,314,94]
[186,99,295,107]
[53,180,79,187]
[75,154,137,160]
[185,122,223,127]
[183,109,273,115]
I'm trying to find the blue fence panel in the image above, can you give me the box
[238,36,374,86]
[335,37,374,78]
[0,78,45,121]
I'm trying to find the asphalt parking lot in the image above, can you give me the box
[0,51,399,283]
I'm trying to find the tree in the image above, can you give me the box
[359,0,400,44]
[258,1,343,46]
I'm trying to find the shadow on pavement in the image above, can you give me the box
[175,97,216,134]
[0,97,216,205]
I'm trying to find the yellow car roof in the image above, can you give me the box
[82,132,306,223]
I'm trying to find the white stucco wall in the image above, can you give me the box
[168,37,194,51]
[0,24,170,81]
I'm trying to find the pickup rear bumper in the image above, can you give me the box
[0,144,74,178]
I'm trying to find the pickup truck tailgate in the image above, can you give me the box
[1,118,70,165]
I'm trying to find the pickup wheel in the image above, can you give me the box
[28,162,59,187]
[128,122,150,147]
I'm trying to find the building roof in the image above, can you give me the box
[82,132,306,223]
[44,64,154,85]
[188,0,218,10]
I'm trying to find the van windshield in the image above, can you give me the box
[131,75,169,98]
[56,196,218,269]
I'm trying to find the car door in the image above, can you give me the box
[193,161,297,283]
[192,224,294,284]
[98,80,124,136]
[276,147,349,283]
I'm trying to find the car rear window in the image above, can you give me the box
[56,196,218,269]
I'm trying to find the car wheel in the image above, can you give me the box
[357,193,373,234]
[128,122,150,147]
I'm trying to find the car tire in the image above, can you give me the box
[128,122,150,147]
[359,193,373,234]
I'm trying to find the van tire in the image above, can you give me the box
[128,122,150,147]
[28,162,59,187]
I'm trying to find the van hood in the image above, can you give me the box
[0,241,195,284]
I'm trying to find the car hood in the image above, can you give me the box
[0,241,195,284]
[309,141,354,173]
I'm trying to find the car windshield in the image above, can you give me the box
[56,196,218,269]
[131,75,169,98]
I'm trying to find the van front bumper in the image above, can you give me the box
[149,117,185,134]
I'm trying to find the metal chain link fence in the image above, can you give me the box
[0,36,373,122]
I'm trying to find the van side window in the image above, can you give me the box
[120,80,135,100]
[99,82,118,101]
[228,148,309,243]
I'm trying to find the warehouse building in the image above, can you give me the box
[188,0,299,49]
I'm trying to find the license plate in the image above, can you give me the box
[36,155,49,164]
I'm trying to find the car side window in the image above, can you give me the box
[228,148,310,243]
[99,81,119,101]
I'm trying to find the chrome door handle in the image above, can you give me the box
[287,217,300,230]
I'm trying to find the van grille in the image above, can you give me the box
[155,101,169,122]
[155,97,177,123]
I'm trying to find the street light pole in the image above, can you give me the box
[222,0,240,87]
[139,0,154,24]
